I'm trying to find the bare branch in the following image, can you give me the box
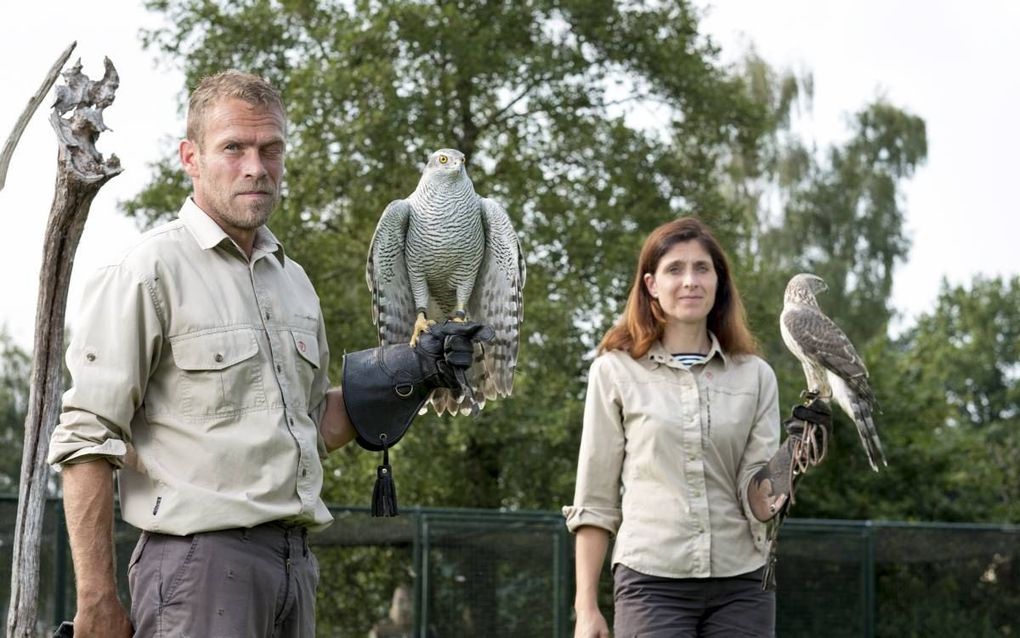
[0,41,76,192]
[478,73,554,131]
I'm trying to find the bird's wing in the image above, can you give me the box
[466,197,525,401]
[782,303,874,402]
[366,199,416,346]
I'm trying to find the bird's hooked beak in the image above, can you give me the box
[810,276,829,294]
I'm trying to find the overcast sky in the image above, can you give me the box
[1,0,1017,350]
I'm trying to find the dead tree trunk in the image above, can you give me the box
[6,57,122,638]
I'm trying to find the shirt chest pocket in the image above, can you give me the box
[287,330,320,409]
[706,386,756,445]
[169,329,267,418]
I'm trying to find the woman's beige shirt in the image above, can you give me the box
[563,334,780,578]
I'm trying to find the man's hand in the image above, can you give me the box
[342,320,495,453]
[62,462,133,638]
[73,593,132,637]
[413,320,494,390]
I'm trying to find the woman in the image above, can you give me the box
[564,217,781,637]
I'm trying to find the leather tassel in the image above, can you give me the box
[371,444,398,517]
[761,520,780,592]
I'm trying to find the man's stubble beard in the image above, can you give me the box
[206,177,280,231]
[231,181,279,229]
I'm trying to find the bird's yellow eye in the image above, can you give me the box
[438,155,448,164]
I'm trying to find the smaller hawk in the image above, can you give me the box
[780,273,887,471]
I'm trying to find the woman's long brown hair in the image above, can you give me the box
[598,217,759,359]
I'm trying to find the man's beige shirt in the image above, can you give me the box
[563,335,780,578]
[49,199,333,535]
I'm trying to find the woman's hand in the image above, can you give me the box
[573,526,611,637]
[574,606,610,638]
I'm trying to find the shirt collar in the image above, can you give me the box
[641,331,729,370]
[178,198,286,265]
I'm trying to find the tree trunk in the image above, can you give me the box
[6,57,122,638]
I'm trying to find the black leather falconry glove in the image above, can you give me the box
[785,399,832,458]
[411,320,494,398]
[342,321,494,516]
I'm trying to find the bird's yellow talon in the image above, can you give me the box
[409,313,431,347]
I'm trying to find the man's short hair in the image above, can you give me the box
[186,70,286,147]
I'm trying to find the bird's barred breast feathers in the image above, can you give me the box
[405,174,485,315]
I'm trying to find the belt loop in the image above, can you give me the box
[302,527,309,557]
[242,527,249,542]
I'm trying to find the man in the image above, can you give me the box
[48,71,478,637]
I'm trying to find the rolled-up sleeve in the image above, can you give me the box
[48,264,164,469]
[563,356,625,535]
[737,360,780,519]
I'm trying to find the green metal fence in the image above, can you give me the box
[1,497,1017,637]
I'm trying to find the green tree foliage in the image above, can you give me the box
[898,276,1020,521]
[765,102,927,345]
[0,330,31,492]
[44,1,1019,632]
[129,0,793,510]
[748,100,928,370]
[124,1,977,530]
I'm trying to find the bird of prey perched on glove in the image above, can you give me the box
[780,273,887,471]
[366,148,526,416]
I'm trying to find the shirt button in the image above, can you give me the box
[265,312,271,320]
[276,364,283,373]
[214,353,224,363]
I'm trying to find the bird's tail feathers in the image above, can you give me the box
[850,398,887,472]
[830,374,887,471]
[428,387,485,417]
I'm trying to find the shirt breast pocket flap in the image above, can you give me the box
[291,331,320,369]
[170,330,259,371]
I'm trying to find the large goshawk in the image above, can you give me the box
[366,148,526,416]
[780,273,887,471]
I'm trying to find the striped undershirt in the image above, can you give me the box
[671,352,708,368]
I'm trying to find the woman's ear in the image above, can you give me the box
[643,272,658,299]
